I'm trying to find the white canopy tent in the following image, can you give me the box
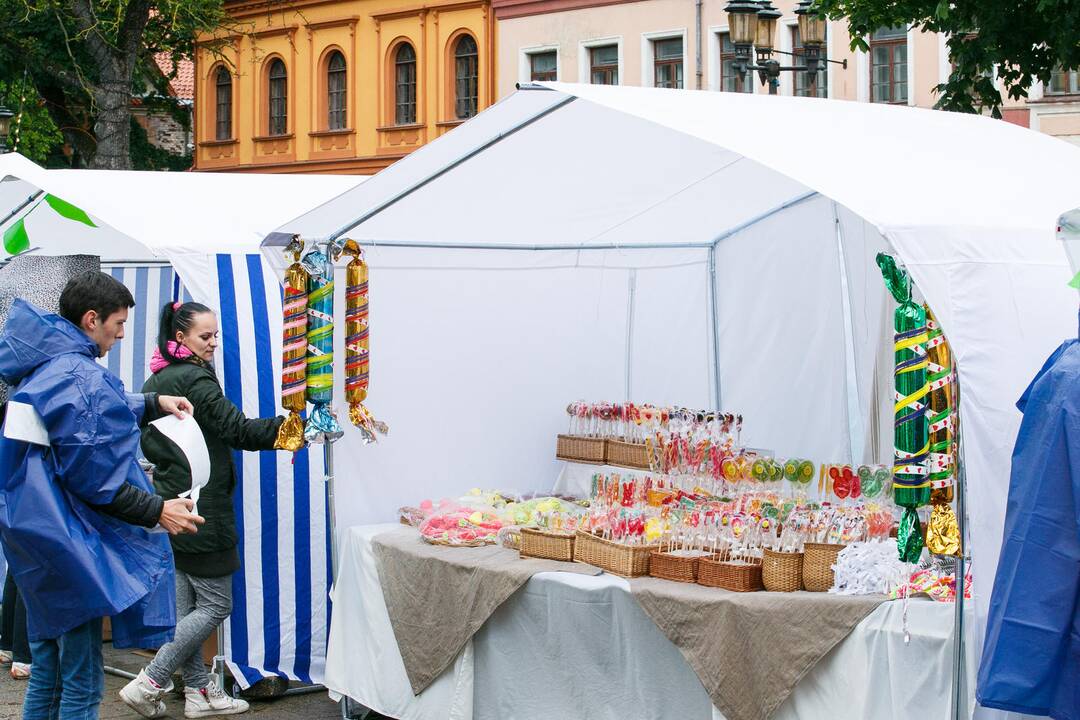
[0,154,365,687]
[265,83,1080,719]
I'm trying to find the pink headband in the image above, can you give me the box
[173,301,182,311]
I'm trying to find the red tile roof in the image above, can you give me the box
[154,53,195,101]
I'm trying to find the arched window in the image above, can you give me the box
[453,35,478,120]
[394,43,417,125]
[327,51,347,130]
[268,59,288,135]
[214,66,232,140]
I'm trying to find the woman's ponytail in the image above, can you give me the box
[157,300,212,363]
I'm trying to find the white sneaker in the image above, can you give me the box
[0,649,12,665]
[184,684,250,718]
[119,670,173,718]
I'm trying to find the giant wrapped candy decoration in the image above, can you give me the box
[924,305,961,556]
[275,237,309,452]
[342,240,386,443]
[303,245,343,444]
[877,253,930,562]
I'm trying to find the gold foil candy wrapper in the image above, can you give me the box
[349,403,388,445]
[274,412,306,452]
[925,502,961,556]
[931,486,954,504]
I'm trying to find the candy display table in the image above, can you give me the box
[325,524,974,720]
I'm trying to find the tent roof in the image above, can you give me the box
[266,83,1080,252]
[1,153,364,262]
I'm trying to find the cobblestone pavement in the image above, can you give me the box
[0,645,391,720]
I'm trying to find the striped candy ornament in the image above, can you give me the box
[275,242,310,451]
[303,246,343,444]
[877,253,930,563]
[342,240,385,443]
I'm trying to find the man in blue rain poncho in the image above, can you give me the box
[977,217,1080,720]
[0,271,204,720]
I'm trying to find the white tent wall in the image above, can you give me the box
[319,244,721,530]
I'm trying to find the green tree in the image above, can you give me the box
[0,0,235,169]
[812,0,1080,116]
[0,77,65,165]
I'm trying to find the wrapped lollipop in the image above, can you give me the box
[303,244,344,444]
[924,305,960,556]
[274,237,309,452]
[342,240,387,443]
[877,253,931,562]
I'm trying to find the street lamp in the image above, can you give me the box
[795,0,829,74]
[723,0,847,95]
[0,106,13,154]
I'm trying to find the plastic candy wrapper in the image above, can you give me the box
[924,305,961,556]
[830,540,911,595]
[888,566,972,603]
[275,238,310,452]
[302,246,343,444]
[420,507,504,547]
[878,253,931,562]
[342,240,387,443]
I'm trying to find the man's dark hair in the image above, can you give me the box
[58,271,135,327]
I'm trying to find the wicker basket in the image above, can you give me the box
[606,439,650,470]
[520,528,575,562]
[697,557,763,592]
[762,549,804,592]
[497,525,522,551]
[802,542,845,592]
[556,435,607,464]
[648,551,709,583]
[573,530,657,577]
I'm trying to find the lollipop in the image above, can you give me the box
[797,460,815,485]
[783,458,800,484]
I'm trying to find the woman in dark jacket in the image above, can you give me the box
[120,301,284,720]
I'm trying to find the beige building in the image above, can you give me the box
[493,0,1080,145]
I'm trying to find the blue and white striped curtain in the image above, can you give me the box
[105,259,331,688]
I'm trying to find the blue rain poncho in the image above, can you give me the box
[977,315,1079,720]
[0,299,175,646]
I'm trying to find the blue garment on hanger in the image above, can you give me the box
[977,312,1080,720]
[0,300,174,646]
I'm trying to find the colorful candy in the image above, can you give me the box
[303,245,343,443]
[274,237,309,452]
[924,306,961,556]
[878,253,931,562]
[342,240,386,443]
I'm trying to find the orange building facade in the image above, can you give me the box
[193,0,496,173]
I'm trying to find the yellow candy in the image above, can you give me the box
[468,511,484,525]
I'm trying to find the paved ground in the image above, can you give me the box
[0,645,392,720]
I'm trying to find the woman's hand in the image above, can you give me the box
[159,498,205,535]
[158,395,194,419]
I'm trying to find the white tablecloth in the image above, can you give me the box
[325,524,975,720]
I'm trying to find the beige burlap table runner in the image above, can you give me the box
[629,576,886,720]
[371,526,601,694]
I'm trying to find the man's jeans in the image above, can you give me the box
[23,619,104,720]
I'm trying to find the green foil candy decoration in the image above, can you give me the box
[877,253,931,562]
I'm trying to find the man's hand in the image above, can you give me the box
[158,395,194,419]
[159,498,205,535]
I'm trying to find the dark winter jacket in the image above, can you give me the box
[142,359,283,578]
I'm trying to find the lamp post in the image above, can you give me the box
[724,0,847,95]
[0,106,14,154]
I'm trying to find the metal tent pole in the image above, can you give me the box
[708,245,722,412]
[951,384,969,720]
